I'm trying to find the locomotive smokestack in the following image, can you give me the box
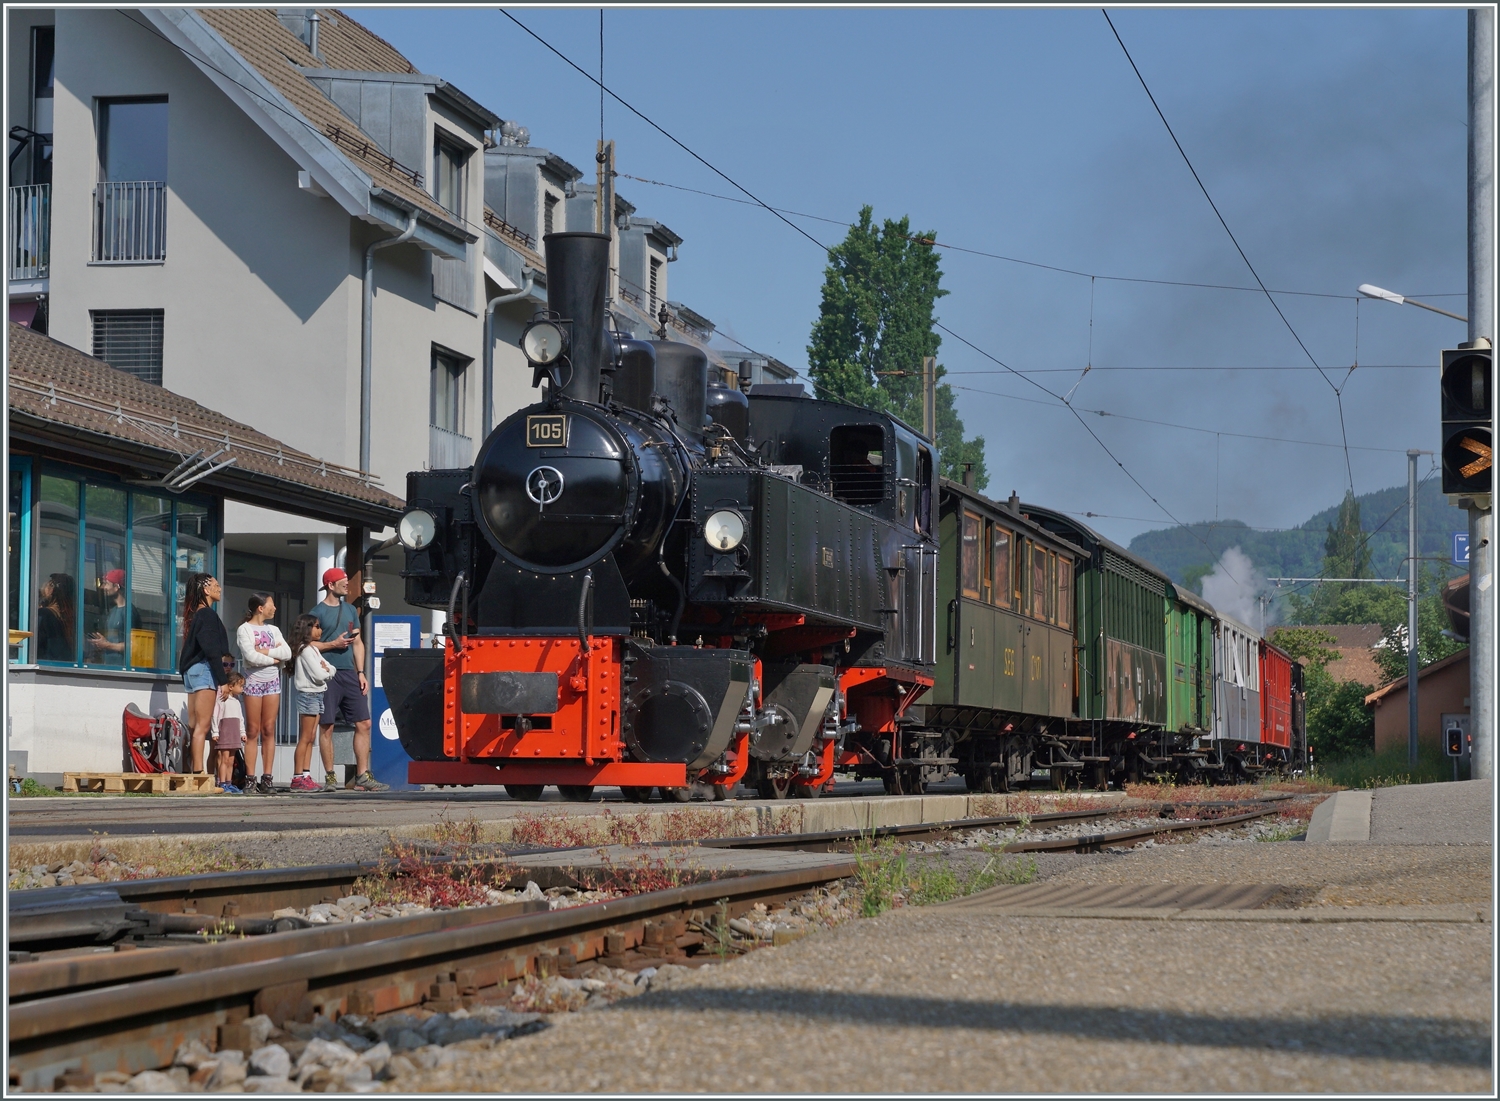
[543,232,611,403]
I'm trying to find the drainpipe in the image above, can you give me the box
[483,268,536,437]
[361,212,417,475]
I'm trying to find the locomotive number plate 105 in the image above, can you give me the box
[526,414,569,448]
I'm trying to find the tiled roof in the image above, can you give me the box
[7,323,402,526]
[195,8,459,230]
[303,8,416,74]
[1286,623,1385,687]
[1365,647,1470,705]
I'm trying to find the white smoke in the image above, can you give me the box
[1199,546,1275,630]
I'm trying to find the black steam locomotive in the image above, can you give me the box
[382,232,939,801]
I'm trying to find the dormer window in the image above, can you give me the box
[433,131,468,217]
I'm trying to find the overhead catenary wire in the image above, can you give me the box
[614,172,1466,304]
[1102,8,1356,493]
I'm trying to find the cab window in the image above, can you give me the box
[992,526,1012,608]
[960,511,981,598]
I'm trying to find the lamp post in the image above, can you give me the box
[1357,284,1469,323]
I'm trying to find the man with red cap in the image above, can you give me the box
[305,566,389,792]
[88,568,139,668]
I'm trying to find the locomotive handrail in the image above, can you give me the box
[446,572,467,654]
[578,569,593,653]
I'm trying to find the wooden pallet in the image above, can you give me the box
[61,772,220,794]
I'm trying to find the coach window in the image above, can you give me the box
[1032,544,1048,622]
[991,526,1011,608]
[1057,556,1073,630]
[960,511,981,599]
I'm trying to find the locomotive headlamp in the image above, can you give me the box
[397,508,437,551]
[521,320,567,365]
[703,509,746,552]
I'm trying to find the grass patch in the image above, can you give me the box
[1313,745,1464,789]
[1256,819,1308,843]
[12,778,63,797]
[852,835,1037,917]
[352,837,499,909]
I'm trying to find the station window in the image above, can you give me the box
[1057,557,1073,630]
[960,511,981,599]
[13,464,215,671]
[991,526,1011,608]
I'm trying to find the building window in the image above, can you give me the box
[544,192,558,236]
[433,131,468,217]
[91,309,164,385]
[429,348,473,468]
[28,26,54,186]
[95,98,167,262]
[12,463,216,671]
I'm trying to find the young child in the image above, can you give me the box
[210,671,247,794]
[289,613,336,793]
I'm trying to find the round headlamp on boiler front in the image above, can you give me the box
[521,319,567,365]
[397,508,437,551]
[703,509,746,552]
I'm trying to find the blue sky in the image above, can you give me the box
[357,5,1470,547]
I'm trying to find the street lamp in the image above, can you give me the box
[1358,284,1469,323]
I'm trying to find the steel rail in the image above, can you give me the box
[7,861,853,1088]
[7,900,548,1003]
[998,805,1283,854]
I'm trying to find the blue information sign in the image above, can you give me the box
[368,614,423,791]
[1454,533,1470,567]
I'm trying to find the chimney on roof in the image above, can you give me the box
[1008,491,1020,512]
[277,9,322,61]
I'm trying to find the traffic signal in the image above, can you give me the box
[1441,343,1492,496]
[1445,724,1466,758]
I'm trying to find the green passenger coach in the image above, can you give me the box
[922,480,1085,792]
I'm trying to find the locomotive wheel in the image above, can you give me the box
[756,773,796,800]
[790,779,826,799]
[503,784,545,802]
[619,786,655,803]
[711,781,738,800]
[882,768,924,796]
[658,786,693,803]
[557,785,599,802]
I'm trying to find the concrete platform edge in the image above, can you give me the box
[1306,788,1372,842]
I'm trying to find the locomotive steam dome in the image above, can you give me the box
[473,407,636,571]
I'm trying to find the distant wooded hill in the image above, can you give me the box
[1127,480,1468,587]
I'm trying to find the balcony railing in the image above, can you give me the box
[8,184,50,280]
[429,424,473,469]
[93,181,166,262]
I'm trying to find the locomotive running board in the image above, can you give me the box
[408,761,689,787]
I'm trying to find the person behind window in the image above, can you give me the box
[178,572,231,773]
[36,572,75,661]
[87,568,140,667]
[236,592,290,795]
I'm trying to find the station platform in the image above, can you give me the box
[1308,779,1493,844]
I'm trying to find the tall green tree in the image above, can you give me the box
[807,206,988,488]
[1323,491,1371,580]
[1288,490,1392,625]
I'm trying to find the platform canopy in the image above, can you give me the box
[7,322,403,529]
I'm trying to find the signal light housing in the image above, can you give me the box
[1440,343,1492,497]
[1446,723,1466,758]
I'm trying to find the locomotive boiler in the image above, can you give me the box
[382,232,940,801]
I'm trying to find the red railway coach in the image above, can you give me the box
[1258,640,1295,767]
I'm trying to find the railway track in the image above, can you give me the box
[7,861,853,1090]
[7,796,1297,1089]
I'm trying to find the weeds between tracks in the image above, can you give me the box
[852,834,1038,918]
[508,805,794,848]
